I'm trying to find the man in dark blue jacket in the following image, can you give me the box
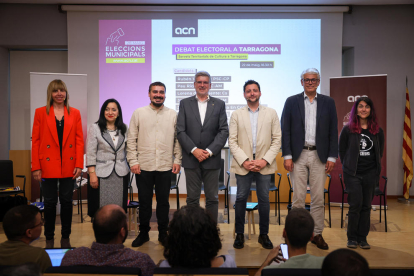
[281,68,338,250]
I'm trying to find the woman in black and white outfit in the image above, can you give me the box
[86,98,130,218]
[339,97,384,250]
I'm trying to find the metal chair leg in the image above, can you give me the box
[328,192,331,228]
[79,185,83,223]
[277,190,281,225]
[379,195,382,223]
[341,191,344,228]
[384,195,387,232]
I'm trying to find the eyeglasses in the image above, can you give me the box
[195,81,210,85]
[302,78,320,84]
[30,218,45,229]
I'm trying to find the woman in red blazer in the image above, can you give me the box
[32,79,84,249]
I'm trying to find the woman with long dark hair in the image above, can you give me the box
[339,97,384,249]
[31,79,84,248]
[86,99,129,218]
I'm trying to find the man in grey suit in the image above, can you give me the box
[177,71,229,222]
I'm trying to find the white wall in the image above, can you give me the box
[0,47,9,159]
[10,51,68,151]
[0,4,67,159]
[342,5,414,196]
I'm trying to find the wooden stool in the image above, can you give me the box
[233,203,259,240]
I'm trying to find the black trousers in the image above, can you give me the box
[344,169,377,242]
[136,170,171,234]
[42,178,75,240]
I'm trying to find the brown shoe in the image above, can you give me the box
[45,239,54,249]
[61,238,72,248]
[311,234,329,250]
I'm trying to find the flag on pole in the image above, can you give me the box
[403,77,413,199]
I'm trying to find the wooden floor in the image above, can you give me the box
[1,197,414,269]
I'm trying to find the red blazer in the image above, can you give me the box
[31,106,84,178]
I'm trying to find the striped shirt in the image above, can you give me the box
[304,93,317,146]
[248,106,260,154]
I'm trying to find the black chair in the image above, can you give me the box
[73,171,87,223]
[218,159,230,224]
[170,171,181,209]
[270,173,282,225]
[338,173,349,228]
[371,269,414,276]
[0,160,26,197]
[45,265,141,275]
[154,267,248,275]
[325,174,332,228]
[250,173,281,220]
[286,173,331,227]
[286,173,310,212]
[127,174,140,235]
[376,176,388,232]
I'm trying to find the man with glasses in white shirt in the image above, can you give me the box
[281,68,338,250]
[177,71,228,222]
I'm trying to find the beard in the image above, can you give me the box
[247,96,260,103]
[151,98,164,107]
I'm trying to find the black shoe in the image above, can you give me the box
[258,234,273,249]
[233,233,244,249]
[158,232,168,246]
[132,232,149,247]
[347,240,358,249]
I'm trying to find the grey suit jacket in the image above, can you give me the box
[177,95,229,169]
[86,123,130,178]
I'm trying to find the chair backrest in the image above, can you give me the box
[45,265,141,275]
[171,171,181,188]
[262,268,321,276]
[219,159,225,183]
[370,269,414,276]
[0,160,14,189]
[326,174,332,192]
[287,173,293,191]
[338,174,345,190]
[154,267,249,275]
[381,176,388,193]
[270,173,275,187]
[128,174,135,201]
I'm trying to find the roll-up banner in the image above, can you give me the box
[330,75,387,205]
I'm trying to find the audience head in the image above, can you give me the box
[322,248,370,276]
[93,204,128,244]
[163,205,222,268]
[283,208,314,249]
[2,205,43,244]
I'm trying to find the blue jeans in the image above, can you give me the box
[235,172,271,235]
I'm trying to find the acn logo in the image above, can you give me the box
[347,95,368,102]
[172,19,198,37]
[175,27,196,35]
